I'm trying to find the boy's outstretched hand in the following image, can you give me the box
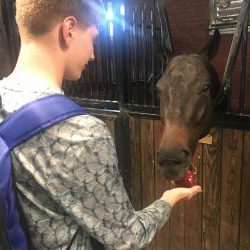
[160,185,202,207]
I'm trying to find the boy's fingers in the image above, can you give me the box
[190,185,202,193]
[186,185,202,199]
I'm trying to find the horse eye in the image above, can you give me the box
[157,89,161,98]
[156,84,161,93]
[200,84,211,94]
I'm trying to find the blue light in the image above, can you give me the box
[120,4,125,16]
[106,2,113,21]
[105,2,126,36]
[109,22,114,37]
[122,20,125,30]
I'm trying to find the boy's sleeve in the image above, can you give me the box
[44,116,172,249]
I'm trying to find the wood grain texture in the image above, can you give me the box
[129,116,142,210]
[169,194,185,250]
[220,129,243,250]
[202,127,223,250]
[99,115,116,140]
[240,131,250,250]
[184,143,203,250]
[153,119,171,250]
[140,118,156,250]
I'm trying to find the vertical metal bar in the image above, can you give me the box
[109,2,116,101]
[93,62,96,99]
[98,34,104,100]
[150,7,156,106]
[135,5,140,104]
[99,32,104,100]
[101,2,110,101]
[94,42,99,99]
[87,66,92,99]
[121,1,128,104]
[106,19,113,100]
[2,0,19,67]
[82,66,86,98]
[100,26,110,100]
[126,5,132,104]
[156,0,174,55]
[239,8,248,113]
[78,74,83,98]
[220,0,250,110]
[87,63,92,99]
[119,0,125,103]
[139,5,144,105]
[142,3,147,105]
[131,4,135,104]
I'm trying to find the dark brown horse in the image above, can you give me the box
[156,30,221,181]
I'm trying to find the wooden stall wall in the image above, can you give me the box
[100,113,250,250]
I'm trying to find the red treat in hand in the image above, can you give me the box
[175,170,196,188]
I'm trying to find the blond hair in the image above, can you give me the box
[15,0,104,36]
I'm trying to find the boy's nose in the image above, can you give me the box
[89,52,95,61]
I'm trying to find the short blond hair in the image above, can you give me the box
[15,0,104,36]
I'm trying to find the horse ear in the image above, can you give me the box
[200,29,221,60]
[159,45,174,64]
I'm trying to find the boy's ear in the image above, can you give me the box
[62,16,78,40]
[200,29,221,60]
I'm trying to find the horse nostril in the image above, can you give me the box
[156,150,167,166]
[156,148,191,166]
[180,149,190,160]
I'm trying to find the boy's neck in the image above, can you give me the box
[10,42,64,89]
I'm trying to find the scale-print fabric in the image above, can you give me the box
[0,78,171,250]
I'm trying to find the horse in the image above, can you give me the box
[156,30,221,181]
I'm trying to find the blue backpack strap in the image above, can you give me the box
[0,94,88,149]
[0,94,88,250]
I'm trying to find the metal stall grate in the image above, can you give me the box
[212,0,250,129]
[209,0,250,34]
[62,0,173,113]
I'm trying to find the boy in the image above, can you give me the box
[0,0,201,249]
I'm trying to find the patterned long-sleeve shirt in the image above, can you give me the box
[0,78,171,250]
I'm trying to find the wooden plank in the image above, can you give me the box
[129,116,142,210]
[240,131,250,250]
[169,190,185,250]
[141,118,155,206]
[98,115,116,140]
[115,112,131,194]
[184,143,203,250]
[153,119,171,250]
[140,118,156,250]
[220,129,243,250]
[202,127,223,250]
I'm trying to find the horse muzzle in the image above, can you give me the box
[156,147,192,180]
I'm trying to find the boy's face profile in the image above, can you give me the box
[15,0,103,83]
[62,17,99,81]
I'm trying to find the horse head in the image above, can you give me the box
[156,30,221,181]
